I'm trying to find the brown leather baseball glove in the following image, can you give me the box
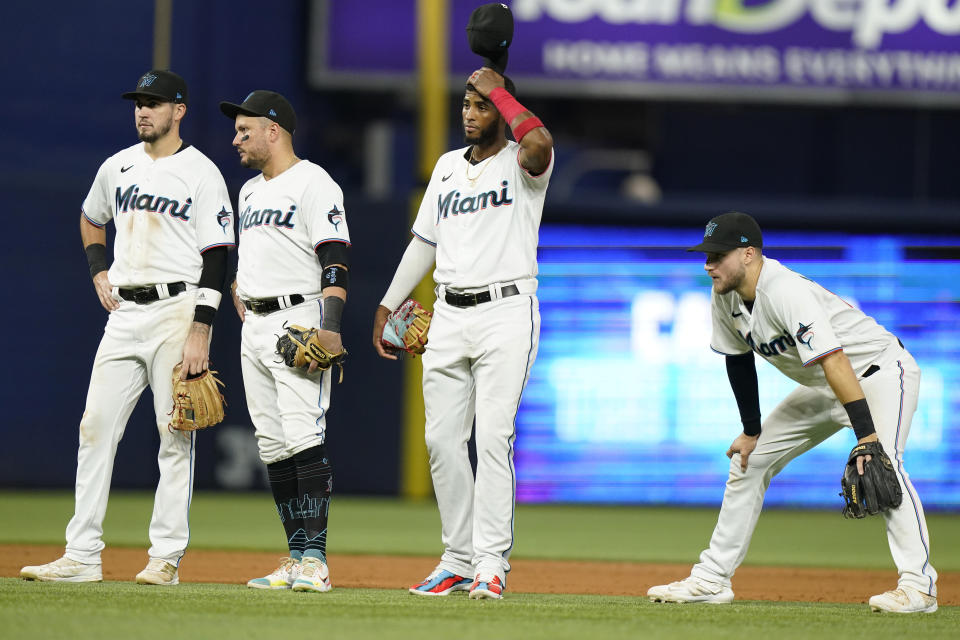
[169,363,226,432]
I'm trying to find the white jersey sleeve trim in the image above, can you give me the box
[81,209,105,229]
[411,229,437,247]
[200,241,235,253]
[711,345,752,357]
[313,238,352,251]
[801,346,844,367]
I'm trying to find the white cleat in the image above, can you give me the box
[135,558,179,585]
[647,577,734,604]
[869,587,937,614]
[291,557,332,593]
[247,557,302,590]
[21,556,103,583]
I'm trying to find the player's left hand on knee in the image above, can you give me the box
[726,432,759,472]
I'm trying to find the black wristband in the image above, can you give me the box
[320,296,344,333]
[85,243,108,279]
[843,398,876,439]
[193,305,216,326]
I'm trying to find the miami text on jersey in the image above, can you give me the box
[740,329,796,358]
[115,185,192,221]
[436,180,513,224]
[238,204,296,233]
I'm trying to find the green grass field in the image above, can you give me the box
[1,491,957,639]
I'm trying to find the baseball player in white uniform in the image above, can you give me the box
[648,212,938,613]
[373,68,554,600]
[21,70,234,586]
[221,91,350,593]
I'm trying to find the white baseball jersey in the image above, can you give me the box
[81,142,234,287]
[236,160,350,299]
[710,257,899,387]
[412,141,554,288]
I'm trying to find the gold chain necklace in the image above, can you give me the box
[464,144,504,186]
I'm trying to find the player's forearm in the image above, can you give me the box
[80,214,109,278]
[820,350,865,404]
[820,350,877,439]
[80,214,107,248]
[194,246,229,326]
[725,352,761,436]
[380,238,436,311]
[487,87,552,174]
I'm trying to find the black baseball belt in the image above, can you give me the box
[117,282,187,304]
[445,284,519,308]
[243,294,305,315]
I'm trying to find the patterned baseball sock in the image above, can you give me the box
[266,456,304,560]
[293,444,333,561]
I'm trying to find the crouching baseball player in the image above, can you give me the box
[647,212,938,613]
[221,91,349,593]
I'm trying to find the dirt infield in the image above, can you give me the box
[3,544,954,605]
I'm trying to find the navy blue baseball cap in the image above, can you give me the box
[220,90,297,135]
[688,212,763,252]
[122,70,188,106]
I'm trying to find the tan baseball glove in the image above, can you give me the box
[169,363,226,432]
[275,323,347,381]
[381,299,432,355]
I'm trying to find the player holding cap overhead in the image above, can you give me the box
[21,70,234,586]
[373,3,554,600]
[221,90,350,593]
[647,212,938,613]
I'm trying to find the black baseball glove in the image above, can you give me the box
[840,441,902,518]
[275,323,347,382]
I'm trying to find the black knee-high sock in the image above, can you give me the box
[293,444,333,562]
[266,456,304,559]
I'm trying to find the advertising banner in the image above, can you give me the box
[309,0,960,104]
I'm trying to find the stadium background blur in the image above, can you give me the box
[2,0,957,511]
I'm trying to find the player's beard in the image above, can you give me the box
[137,116,173,143]
[239,149,265,171]
[464,117,500,147]
[714,264,746,295]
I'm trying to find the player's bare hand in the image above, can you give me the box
[230,279,245,322]
[181,322,210,378]
[467,67,504,98]
[93,271,120,312]
[307,329,343,374]
[855,432,880,475]
[373,305,399,361]
[727,433,760,472]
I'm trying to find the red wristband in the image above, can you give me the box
[510,116,544,142]
[488,87,543,141]
[488,87,526,125]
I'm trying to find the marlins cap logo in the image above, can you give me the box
[704,222,718,237]
[139,72,158,88]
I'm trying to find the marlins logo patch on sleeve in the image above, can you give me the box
[795,322,815,350]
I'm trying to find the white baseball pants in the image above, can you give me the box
[240,299,331,465]
[65,292,197,566]
[691,343,938,596]
[423,292,540,584]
